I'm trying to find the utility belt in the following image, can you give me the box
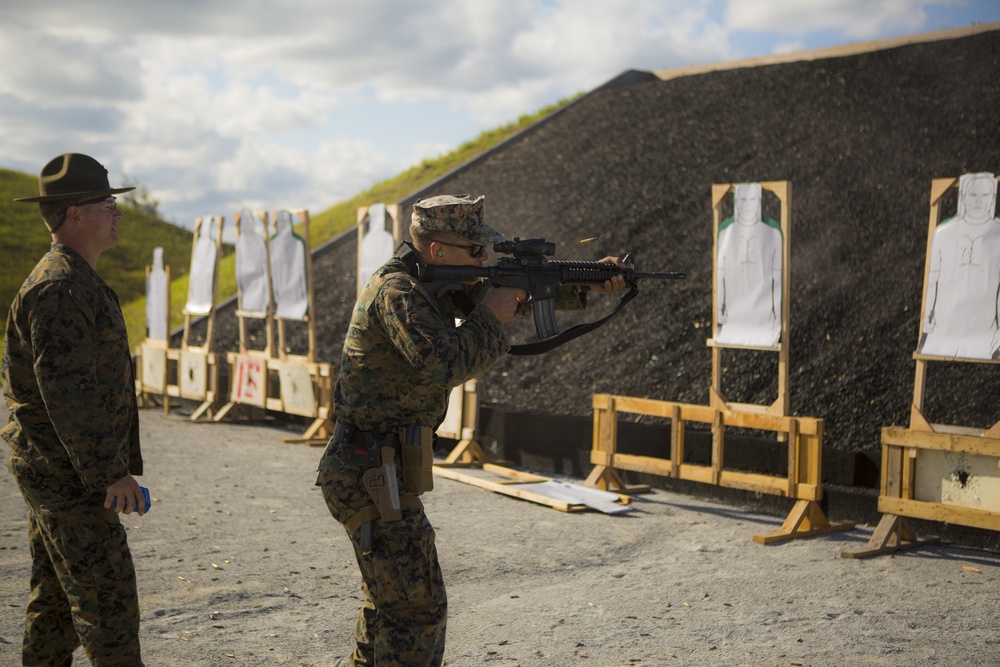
[332,421,435,547]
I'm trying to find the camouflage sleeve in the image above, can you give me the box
[27,283,130,491]
[375,275,509,387]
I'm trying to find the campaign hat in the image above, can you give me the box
[14,153,135,203]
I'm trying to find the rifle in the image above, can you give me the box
[418,237,685,354]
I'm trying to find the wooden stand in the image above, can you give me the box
[214,209,274,425]
[843,175,1000,558]
[586,182,853,542]
[273,210,332,444]
[841,513,940,559]
[161,216,224,420]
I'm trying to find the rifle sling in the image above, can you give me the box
[439,277,640,356]
[507,284,639,355]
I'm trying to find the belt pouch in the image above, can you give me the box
[401,426,434,495]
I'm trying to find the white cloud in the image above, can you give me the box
[724,0,963,38]
[0,0,988,227]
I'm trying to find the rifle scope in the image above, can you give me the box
[493,237,556,257]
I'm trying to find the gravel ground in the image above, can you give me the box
[1,405,999,667]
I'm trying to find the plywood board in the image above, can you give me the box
[914,449,1000,510]
[277,362,317,416]
[178,351,207,399]
[231,355,266,407]
[140,343,166,392]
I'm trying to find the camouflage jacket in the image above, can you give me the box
[2,243,142,493]
[333,250,587,432]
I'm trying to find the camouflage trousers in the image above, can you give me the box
[317,443,447,666]
[13,466,143,667]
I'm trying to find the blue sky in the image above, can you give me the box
[1,0,997,229]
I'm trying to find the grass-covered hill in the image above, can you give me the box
[0,168,196,345]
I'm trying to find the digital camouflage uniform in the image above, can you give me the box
[2,243,144,667]
[318,195,585,666]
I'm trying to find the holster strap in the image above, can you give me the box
[344,495,424,535]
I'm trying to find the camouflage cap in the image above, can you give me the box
[411,194,504,245]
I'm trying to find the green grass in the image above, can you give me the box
[2,94,578,353]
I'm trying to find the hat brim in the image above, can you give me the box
[14,185,135,203]
[462,222,505,245]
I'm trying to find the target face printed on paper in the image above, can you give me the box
[270,210,309,319]
[918,172,1000,360]
[146,247,168,341]
[186,216,220,316]
[358,203,396,297]
[714,183,784,347]
[236,209,271,314]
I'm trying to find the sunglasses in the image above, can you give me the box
[436,240,486,258]
[74,196,118,210]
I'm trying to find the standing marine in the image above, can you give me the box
[3,153,148,666]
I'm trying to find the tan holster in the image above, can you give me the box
[361,446,402,522]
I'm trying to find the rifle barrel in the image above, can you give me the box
[633,271,686,280]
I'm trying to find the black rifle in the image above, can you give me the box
[418,237,685,354]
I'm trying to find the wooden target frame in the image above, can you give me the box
[215,209,333,444]
[135,256,171,411]
[586,182,853,542]
[154,216,224,421]
[843,175,1000,558]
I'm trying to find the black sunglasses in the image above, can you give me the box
[436,240,486,258]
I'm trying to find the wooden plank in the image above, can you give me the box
[712,410,724,485]
[787,418,799,497]
[604,395,677,418]
[719,470,789,496]
[882,427,1000,457]
[607,452,674,477]
[677,464,715,485]
[670,404,682,479]
[878,496,1000,532]
[432,466,576,511]
[883,444,903,499]
[480,463,550,483]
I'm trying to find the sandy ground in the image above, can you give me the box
[1,405,998,667]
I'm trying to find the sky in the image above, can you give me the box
[2,0,998,230]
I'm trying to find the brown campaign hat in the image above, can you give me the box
[14,153,135,203]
